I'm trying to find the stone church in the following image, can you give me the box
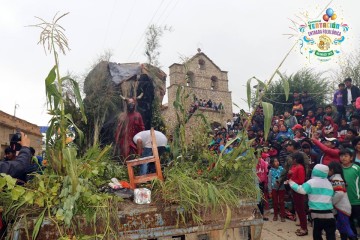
[162,50,233,134]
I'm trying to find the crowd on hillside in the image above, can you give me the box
[209,77,360,239]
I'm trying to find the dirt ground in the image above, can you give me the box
[261,212,343,240]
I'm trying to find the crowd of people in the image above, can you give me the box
[208,77,360,239]
[189,97,224,114]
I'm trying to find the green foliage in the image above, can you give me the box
[337,50,360,86]
[0,13,129,239]
[144,24,172,67]
[264,68,329,115]
[262,102,274,140]
[151,97,166,133]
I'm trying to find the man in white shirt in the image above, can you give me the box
[133,130,168,175]
[342,77,360,106]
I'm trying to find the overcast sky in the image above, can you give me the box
[1,0,359,126]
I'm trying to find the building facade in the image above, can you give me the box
[162,50,233,134]
[0,110,43,159]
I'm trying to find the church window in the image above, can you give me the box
[211,76,218,90]
[198,59,205,70]
[186,71,195,87]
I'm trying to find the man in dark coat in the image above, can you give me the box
[0,132,31,182]
[342,77,360,107]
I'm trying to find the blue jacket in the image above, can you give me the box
[268,166,285,192]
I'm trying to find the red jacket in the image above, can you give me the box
[289,164,305,185]
[312,139,340,166]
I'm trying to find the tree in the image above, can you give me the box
[336,50,360,86]
[144,24,172,67]
[263,69,330,115]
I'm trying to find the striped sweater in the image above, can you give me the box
[290,164,334,211]
[329,174,351,216]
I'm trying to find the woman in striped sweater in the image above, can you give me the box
[288,164,336,239]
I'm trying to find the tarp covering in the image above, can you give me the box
[109,62,142,84]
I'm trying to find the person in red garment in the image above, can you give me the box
[311,137,340,166]
[115,98,145,160]
[288,152,308,236]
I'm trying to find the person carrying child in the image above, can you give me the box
[288,163,335,239]
[268,157,286,222]
[328,160,356,240]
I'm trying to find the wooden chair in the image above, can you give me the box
[126,127,164,189]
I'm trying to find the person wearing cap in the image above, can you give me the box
[342,77,360,107]
[311,136,340,166]
[288,164,335,239]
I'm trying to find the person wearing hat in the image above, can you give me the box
[342,77,360,107]
[311,136,340,166]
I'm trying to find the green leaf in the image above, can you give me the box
[61,76,87,123]
[64,113,85,145]
[276,70,289,101]
[246,77,253,110]
[45,65,57,87]
[32,208,46,240]
[56,209,65,221]
[262,101,274,141]
[24,191,35,204]
[38,180,46,192]
[35,195,45,207]
[11,186,26,200]
[0,177,6,189]
[3,174,17,189]
[223,204,232,232]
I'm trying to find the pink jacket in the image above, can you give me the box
[256,158,269,183]
[356,97,360,110]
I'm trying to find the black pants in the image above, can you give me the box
[257,182,265,215]
[313,218,336,240]
[350,205,360,237]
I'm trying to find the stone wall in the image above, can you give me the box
[162,52,233,136]
[0,111,42,158]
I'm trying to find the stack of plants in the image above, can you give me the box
[0,12,293,239]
